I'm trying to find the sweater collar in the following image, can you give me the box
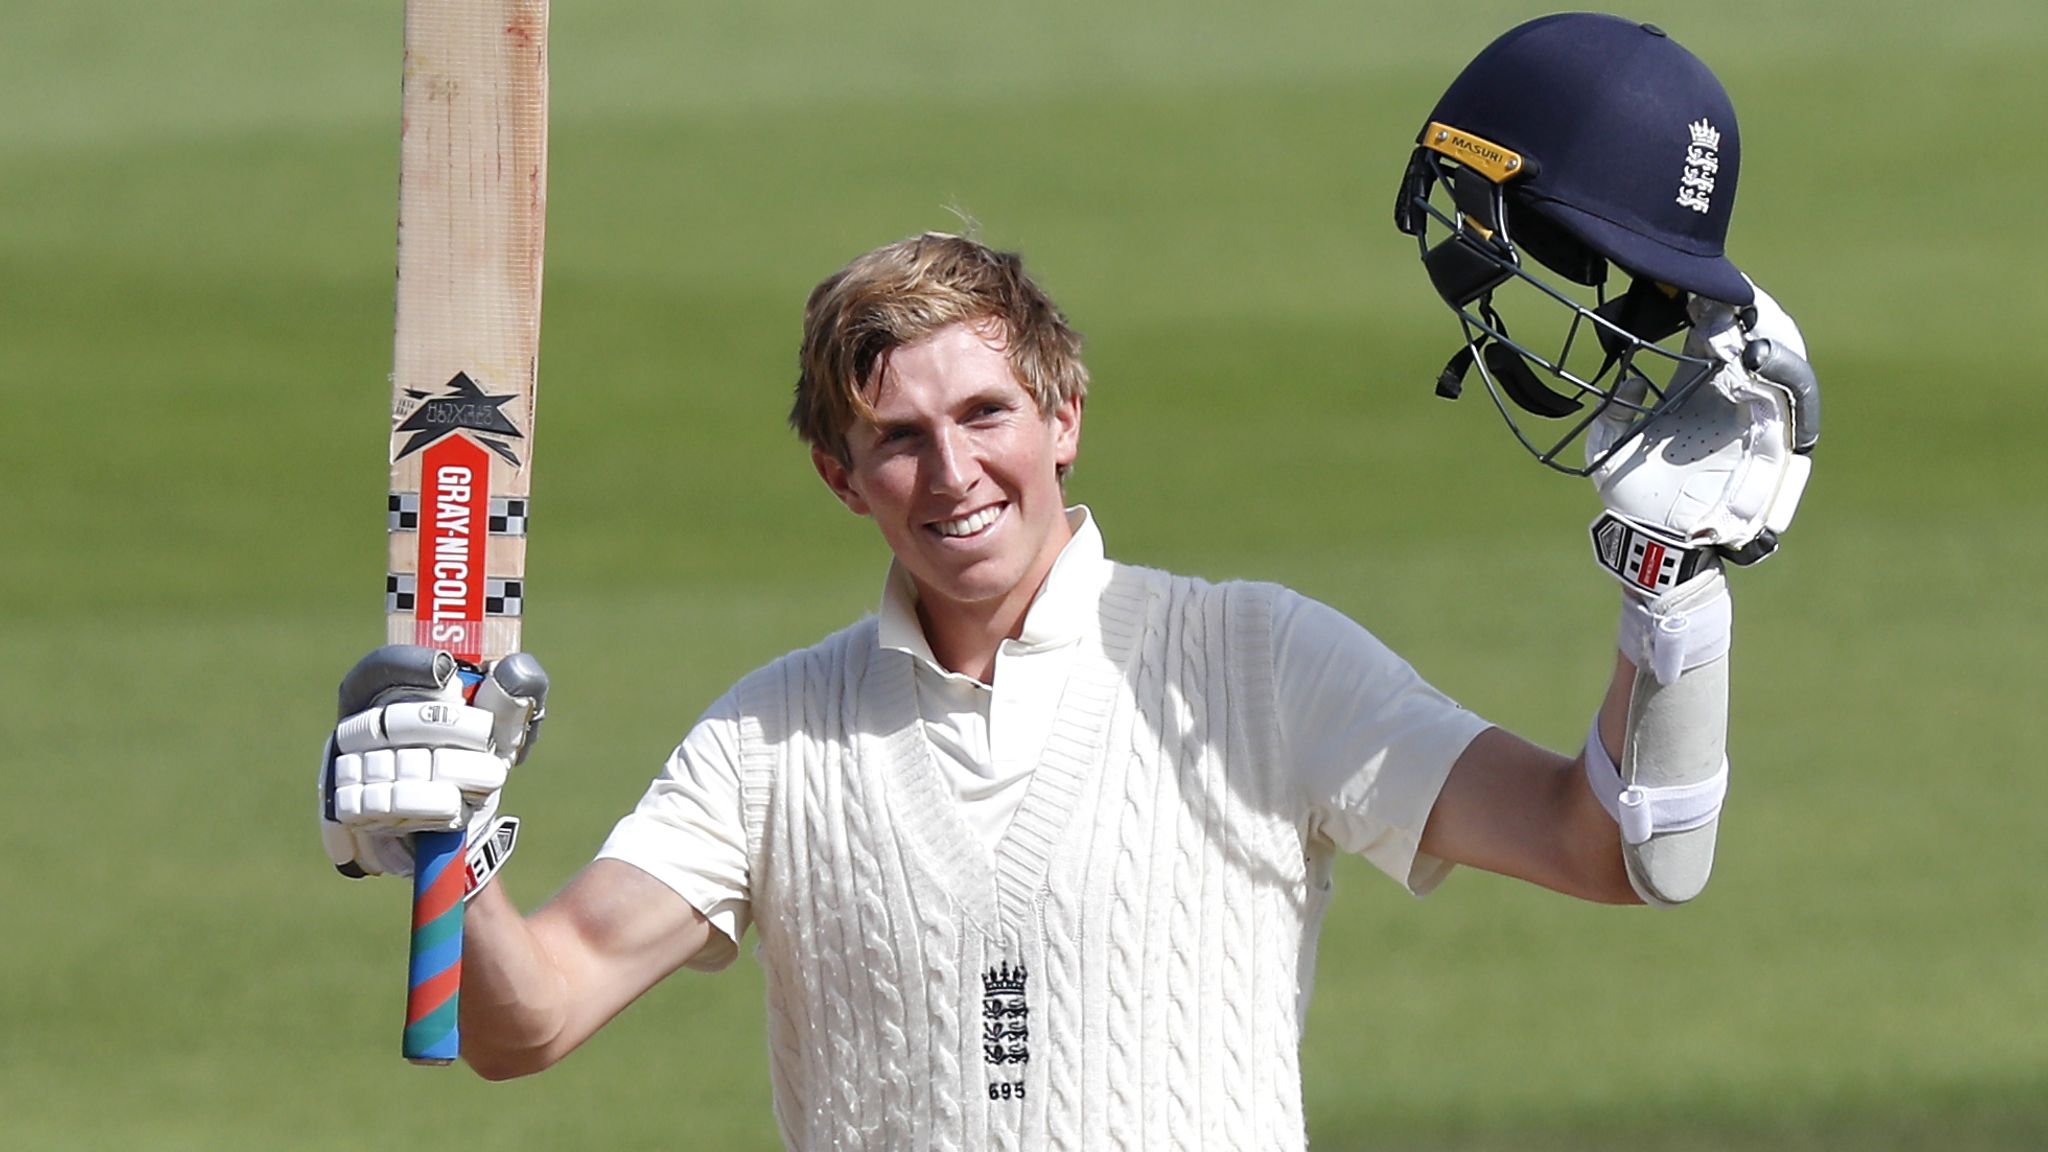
[877,505,1110,673]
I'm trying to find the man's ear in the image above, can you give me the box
[812,445,870,516]
[1050,393,1083,470]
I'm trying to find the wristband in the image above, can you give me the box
[1590,513,1715,596]
[462,815,520,900]
[1618,575,1731,687]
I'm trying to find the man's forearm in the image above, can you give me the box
[456,881,573,1081]
[1575,650,1646,904]
[1595,650,1635,768]
[453,858,718,1079]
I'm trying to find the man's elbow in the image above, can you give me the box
[463,1041,561,1082]
[1550,832,1644,905]
[1584,853,1646,906]
[1552,764,1646,906]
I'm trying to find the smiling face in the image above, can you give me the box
[814,320,1082,640]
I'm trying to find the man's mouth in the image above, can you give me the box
[932,505,1003,538]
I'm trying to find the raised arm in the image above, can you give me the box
[1423,285,1818,907]
[319,647,743,1078]
[1385,15,1824,909]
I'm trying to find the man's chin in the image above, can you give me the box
[909,559,1023,613]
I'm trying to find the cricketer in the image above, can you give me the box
[318,14,1819,1149]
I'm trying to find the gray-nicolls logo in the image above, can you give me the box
[1676,119,1721,214]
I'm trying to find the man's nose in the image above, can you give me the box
[926,424,977,496]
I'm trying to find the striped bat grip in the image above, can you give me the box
[405,827,467,1063]
[405,664,485,1063]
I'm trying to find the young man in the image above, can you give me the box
[319,14,1816,1150]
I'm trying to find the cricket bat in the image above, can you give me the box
[384,0,548,1065]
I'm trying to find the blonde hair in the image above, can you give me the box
[791,232,1088,464]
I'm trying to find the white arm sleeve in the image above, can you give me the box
[1276,592,1491,895]
[595,691,752,972]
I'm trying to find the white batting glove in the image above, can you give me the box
[1587,280,1820,592]
[318,646,547,883]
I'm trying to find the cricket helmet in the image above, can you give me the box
[1394,13,1753,474]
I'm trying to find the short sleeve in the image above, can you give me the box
[1274,590,1490,896]
[595,691,752,971]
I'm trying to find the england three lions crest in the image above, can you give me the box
[981,961,1030,1069]
[1676,119,1721,214]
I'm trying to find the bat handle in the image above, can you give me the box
[403,827,467,1064]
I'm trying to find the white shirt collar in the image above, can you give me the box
[877,505,1111,674]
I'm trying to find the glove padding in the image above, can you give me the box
[318,646,547,879]
[1588,281,1818,566]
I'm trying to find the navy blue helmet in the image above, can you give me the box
[1395,14,1754,474]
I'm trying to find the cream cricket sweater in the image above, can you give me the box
[733,563,1337,1152]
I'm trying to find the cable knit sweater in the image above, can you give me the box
[734,563,1334,1152]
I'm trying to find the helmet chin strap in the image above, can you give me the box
[1488,339,1585,418]
[1433,295,1590,421]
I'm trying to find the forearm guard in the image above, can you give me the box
[1584,567,1732,906]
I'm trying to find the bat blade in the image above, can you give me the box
[385,0,548,1066]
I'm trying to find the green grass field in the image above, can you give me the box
[4,1,2044,1148]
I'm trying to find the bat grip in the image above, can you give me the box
[403,828,466,1064]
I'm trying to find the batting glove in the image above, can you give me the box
[318,646,547,887]
[1586,280,1819,593]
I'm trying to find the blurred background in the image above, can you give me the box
[3,1,2043,1148]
